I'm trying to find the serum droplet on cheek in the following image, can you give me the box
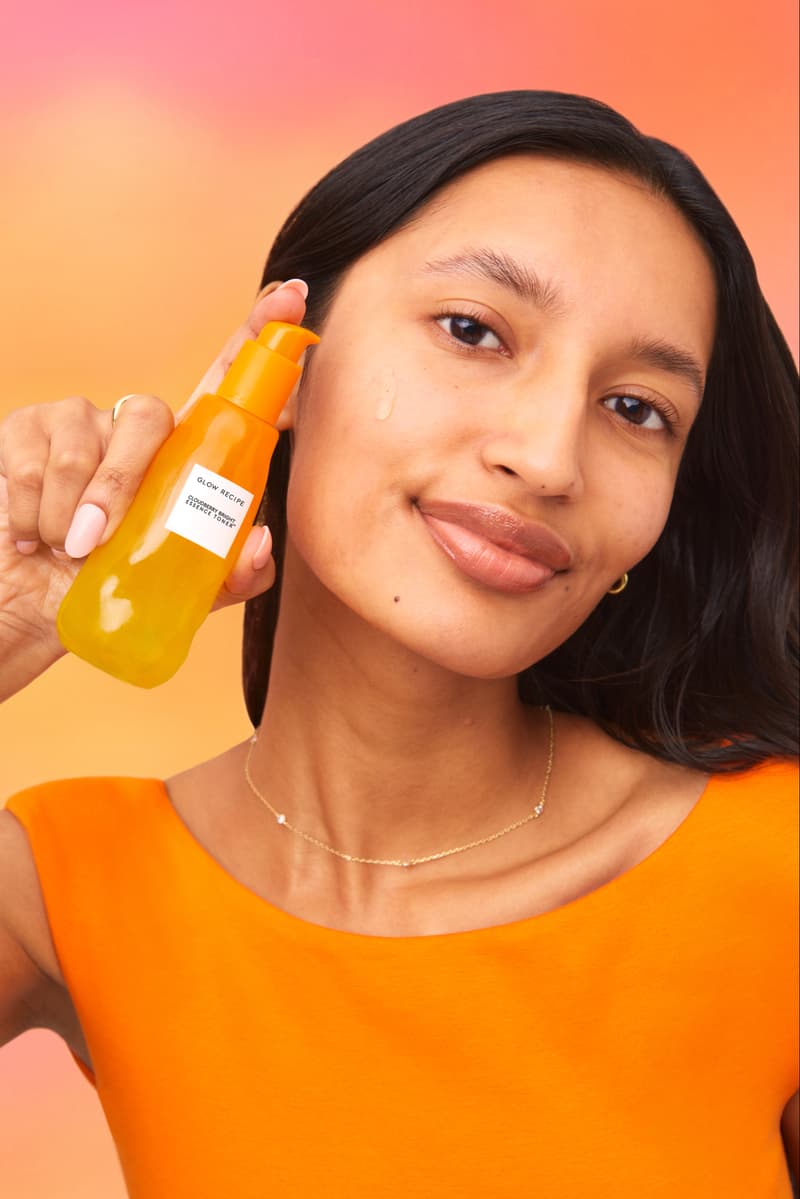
[375,370,397,421]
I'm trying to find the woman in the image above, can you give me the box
[1,91,797,1197]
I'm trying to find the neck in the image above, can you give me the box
[244,545,553,897]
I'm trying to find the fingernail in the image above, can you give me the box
[64,503,107,558]
[252,526,272,571]
[276,278,309,299]
[15,539,39,554]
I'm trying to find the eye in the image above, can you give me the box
[602,393,672,432]
[436,313,504,352]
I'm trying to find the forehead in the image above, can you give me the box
[366,155,717,364]
[410,155,704,264]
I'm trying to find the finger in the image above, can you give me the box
[176,279,309,420]
[37,408,107,550]
[63,394,175,558]
[212,525,275,610]
[0,473,39,554]
[0,412,52,547]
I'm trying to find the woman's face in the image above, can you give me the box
[281,156,717,678]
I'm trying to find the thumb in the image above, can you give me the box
[213,525,275,611]
[177,279,309,421]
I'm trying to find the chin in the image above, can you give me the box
[374,610,561,681]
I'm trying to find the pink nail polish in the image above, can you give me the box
[15,540,39,554]
[64,503,108,558]
[252,526,272,571]
[276,278,309,299]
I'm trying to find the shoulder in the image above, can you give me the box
[704,757,798,840]
[2,776,167,913]
[701,760,799,930]
[3,774,163,829]
[0,774,165,993]
[714,756,798,791]
[708,757,799,828]
[712,757,799,857]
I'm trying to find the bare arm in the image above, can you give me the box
[782,1089,799,1192]
[0,809,62,1048]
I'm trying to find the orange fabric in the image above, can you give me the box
[4,759,798,1198]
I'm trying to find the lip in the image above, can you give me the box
[415,499,573,595]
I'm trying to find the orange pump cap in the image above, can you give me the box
[217,320,320,425]
[257,321,320,360]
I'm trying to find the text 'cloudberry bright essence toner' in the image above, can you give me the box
[56,320,319,687]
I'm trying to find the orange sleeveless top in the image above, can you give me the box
[4,759,798,1198]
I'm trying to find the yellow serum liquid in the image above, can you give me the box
[56,394,278,688]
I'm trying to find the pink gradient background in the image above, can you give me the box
[1,0,797,1193]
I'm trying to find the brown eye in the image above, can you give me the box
[603,394,668,431]
[436,314,502,350]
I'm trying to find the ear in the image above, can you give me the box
[253,280,309,432]
[275,337,317,431]
[275,379,299,430]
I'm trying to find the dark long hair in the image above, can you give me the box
[243,90,798,772]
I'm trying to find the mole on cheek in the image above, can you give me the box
[393,595,401,603]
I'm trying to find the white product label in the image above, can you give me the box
[164,464,254,558]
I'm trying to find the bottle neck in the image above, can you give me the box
[217,340,300,424]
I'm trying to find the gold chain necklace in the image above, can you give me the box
[243,705,554,869]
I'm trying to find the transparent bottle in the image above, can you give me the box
[56,320,319,687]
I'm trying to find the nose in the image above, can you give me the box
[480,370,586,499]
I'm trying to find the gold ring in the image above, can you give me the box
[111,394,138,426]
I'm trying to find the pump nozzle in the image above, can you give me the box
[217,320,320,425]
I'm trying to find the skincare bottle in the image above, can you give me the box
[56,320,319,687]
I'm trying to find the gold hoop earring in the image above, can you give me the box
[607,572,629,595]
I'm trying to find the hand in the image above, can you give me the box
[0,279,307,701]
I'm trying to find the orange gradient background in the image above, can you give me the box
[1,0,797,1194]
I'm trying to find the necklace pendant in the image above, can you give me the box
[276,813,287,825]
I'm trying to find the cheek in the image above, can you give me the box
[289,352,445,504]
[602,468,676,567]
[284,373,421,577]
[286,433,362,575]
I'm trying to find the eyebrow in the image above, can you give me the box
[422,248,565,314]
[622,335,706,402]
[421,248,707,401]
